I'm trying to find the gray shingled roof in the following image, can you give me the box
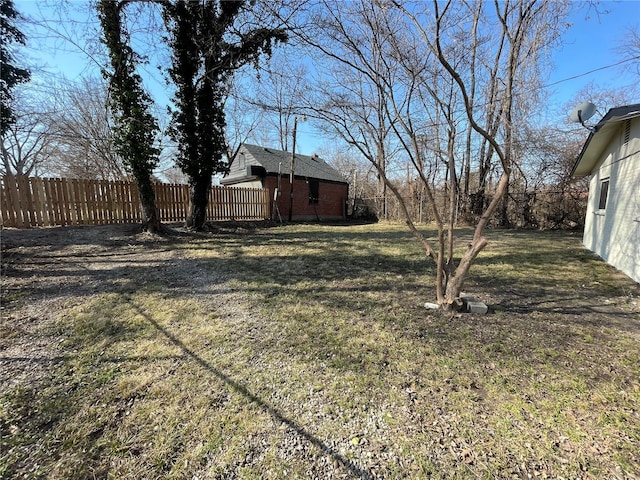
[240,144,347,184]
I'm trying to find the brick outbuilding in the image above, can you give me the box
[221,144,349,221]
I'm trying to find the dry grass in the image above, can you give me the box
[1,222,639,479]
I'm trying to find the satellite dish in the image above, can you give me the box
[569,102,597,126]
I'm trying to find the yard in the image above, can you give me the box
[1,222,639,479]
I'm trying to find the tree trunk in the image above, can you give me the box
[137,177,161,233]
[499,175,511,227]
[99,0,161,234]
[187,174,211,229]
[443,234,488,308]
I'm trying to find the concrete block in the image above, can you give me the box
[460,296,488,314]
[465,300,488,315]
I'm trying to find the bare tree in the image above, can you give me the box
[159,166,188,184]
[47,77,127,180]
[242,52,310,151]
[617,25,640,80]
[300,0,405,221]
[1,93,57,176]
[565,82,638,117]
[297,0,570,309]
[512,124,587,229]
[399,0,570,306]
[224,77,271,164]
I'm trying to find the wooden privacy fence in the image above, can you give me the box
[1,176,270,228]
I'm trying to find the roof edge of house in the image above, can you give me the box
[233,143,348,184]
[572,103,640,177]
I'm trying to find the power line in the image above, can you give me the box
[543,55,640,88]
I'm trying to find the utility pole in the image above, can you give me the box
[272,162,283,224]
[288,116,306,221]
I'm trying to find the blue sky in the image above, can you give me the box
[14,0,640,156]
[546,1,640,109]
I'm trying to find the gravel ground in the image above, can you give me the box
[1,223,259,399]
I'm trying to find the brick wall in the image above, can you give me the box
[264,176,348,220]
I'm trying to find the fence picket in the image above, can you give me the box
[42,178,51,225]
[8,177,22,227]
[16,176,27,227]
[166,184,175,221]
[106,180,115,222]
[70,179,80,224]
[96,180,106,224]
[30,177,44,226]
[120,181,131,221]
[43,178,56,225]
[115,180,125,222]
[51,178,61,225]
[16,176,31,227]
[2,177,17,227]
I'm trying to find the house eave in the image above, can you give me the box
[220,175,261,186]
[572,104,640,178]
[263,172,349,186]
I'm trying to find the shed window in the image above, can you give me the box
[598,178,609,210]
[309,180,319,204]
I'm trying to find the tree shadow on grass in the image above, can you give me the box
[124,295,375,480]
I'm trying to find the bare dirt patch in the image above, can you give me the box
[0,223,258,412]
